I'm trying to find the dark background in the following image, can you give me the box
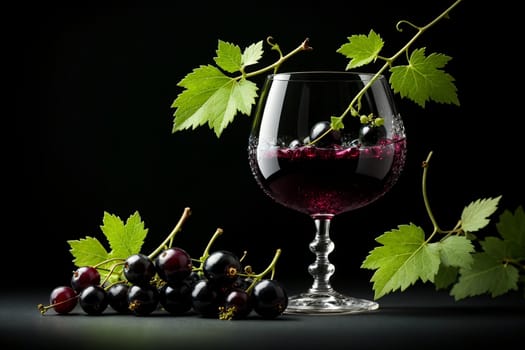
[9,0,523,295]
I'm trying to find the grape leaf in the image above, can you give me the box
[450,252,519,300]
[389,48,459,107]
[480,236,524,260]
[438,235,474,268]
[362,223,441,299]
[330,116,344,131]
[434,265,459,290]
[460,196,502,233]
[337,30,384,70]
[171,65,258,137]
[101,211,148,259]
[67,211,148,284]
[213,40,264,73]
[241,40,264,68]
[496,205,525,251]
[214,40,242,73]
[68,236,109,267]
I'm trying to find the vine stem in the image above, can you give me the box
[313,0,463,144]
[147,207,192,260]
[422,151,468,241]
[393,0,464,61]
[240,38,312,80]
[352,0,462,111]
[421,151,442,238]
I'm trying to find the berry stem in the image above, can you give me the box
[246,249,282,293]
[99,261,126,286]
[148,207,192,260]
[37,295,79,315]
[199,228,224,264]
[93,257,125,269]
[103,280,128,291]
[191,227,225,275]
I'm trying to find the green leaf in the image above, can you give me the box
[434,236,475,290]
[241,40,264,68]
[460,196,502,233]
[496,206,525,251]
[172,65,232,130]
[389,48,459,107]
[68,236,109,267]
[450,252,519,300]
[67,211,149,284]
[214,40,242,73]
[100,211,148,259]
[439,235,474,269]
[337,29,384,70]
[480,236,519,259]
[330,116,344,131]
[434,264,458,290]
[362,223,441,299]
[171,65,258,137]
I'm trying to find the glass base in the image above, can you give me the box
[285,289,379,315]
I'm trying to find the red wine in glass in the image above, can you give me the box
[250,139,406,216]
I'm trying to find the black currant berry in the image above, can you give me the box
[107,283,131,314]
[79,285,108,315]
[310,121,341,147]
[187,271,205,286]
[252,279,288,319]
[232,276,254,291]
[203,250,242,285]
[127,284,159,316]
[219,289,253,320]
[159,281,193,315]
[71,266,100,293]
[124,253,156,286]
[191,279,221,318]
[48,286,78,314]
[359,124,386,146]
[154,247,192,284]
[288,139,302,148]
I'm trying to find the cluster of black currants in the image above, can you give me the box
[38,246,288,320]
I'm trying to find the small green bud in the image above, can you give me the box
[373,117,384,127]
[360,115,369,124]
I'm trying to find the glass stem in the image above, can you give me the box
[308,215,335,294]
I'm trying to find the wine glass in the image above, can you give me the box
[248,71,406,314]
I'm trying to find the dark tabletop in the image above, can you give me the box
[2,284,523,350]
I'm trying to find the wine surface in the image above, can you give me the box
[249,138,407,216]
